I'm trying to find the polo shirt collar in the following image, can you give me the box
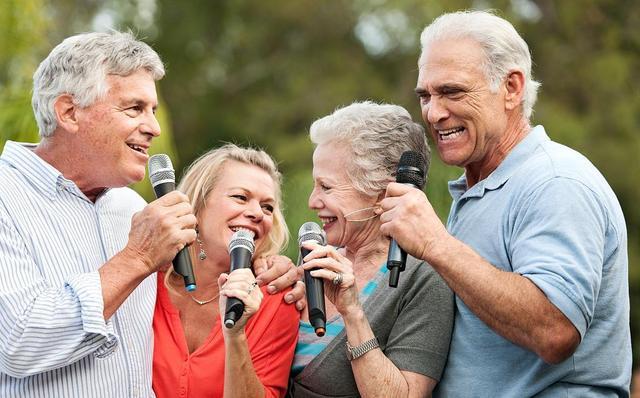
[448,125,549,200]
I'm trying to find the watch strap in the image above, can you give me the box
[346,337,379,361]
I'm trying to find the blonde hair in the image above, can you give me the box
[165,144,289,287]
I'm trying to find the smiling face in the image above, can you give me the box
[416,37,512,180]
[197,160,276,261]
[74,69,160,190]
[308,142,379,249]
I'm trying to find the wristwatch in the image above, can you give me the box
[346,337,379,361]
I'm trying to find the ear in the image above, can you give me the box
[504,70,525,112]
[53,94,80,133]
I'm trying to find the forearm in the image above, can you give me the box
[223,333,266,398]
[427,235,579,362]
[344,308,429,398]
[98,247,152,319]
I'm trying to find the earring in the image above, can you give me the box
[197,229,207,260]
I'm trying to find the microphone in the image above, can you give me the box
[387,151,427,288]
[298,222,327,337]
[224,229,256,328]
[148,154,197,292]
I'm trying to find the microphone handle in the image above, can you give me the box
[152,180,196,292]
[387,182,418,288]
[301,246,326,336]
[387,239,407,288]
[224,247,253,328]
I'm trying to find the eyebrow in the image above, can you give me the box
[229,187,275,203]
[415,83,467,96]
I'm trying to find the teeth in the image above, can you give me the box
[128,144,144,153]
[438,127,464,141]
[319,217,337,225]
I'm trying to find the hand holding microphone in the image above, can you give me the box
[223,229,256,329]
[385,151,427,288]
[298,222,327,337]
[148,154,197,291]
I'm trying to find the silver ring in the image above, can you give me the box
[247,281,258,294]
[332,272,343,286]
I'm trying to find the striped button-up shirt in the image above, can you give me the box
[0,141,156,397]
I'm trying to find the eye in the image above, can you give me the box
[124,106,143,117]
[231,194,247,201]
[320,183,331,191]
[417,92,431,105]
[261,203,274,214]
[442,87,465,99]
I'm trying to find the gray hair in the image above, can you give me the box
[419,10,540,119]
[32,31,165,137]
[310,101,430,196]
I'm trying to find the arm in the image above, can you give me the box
[379,181,601,363]
[0,192,195,377]
[302,243,438,397]
[219,270,300,398]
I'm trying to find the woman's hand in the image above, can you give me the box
[299,241,361,316]
[218,268,263,336]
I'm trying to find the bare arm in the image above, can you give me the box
[100,191,197,319]
[379,183,580,364]
[303,243,437,397]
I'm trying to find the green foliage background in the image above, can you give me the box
[1,0,637,372]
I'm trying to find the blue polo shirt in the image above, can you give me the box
[434,126,631,397]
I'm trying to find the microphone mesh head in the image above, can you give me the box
[298,222,325,245]
[229,229,255,254]
[148,154,175,187]
[396,151,426,189]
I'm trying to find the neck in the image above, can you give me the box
[34,135,106,201]
[344,234,389,277]
[465,116,530,188]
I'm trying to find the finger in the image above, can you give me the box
[255,258,294,291]
[265,267,300,294]
[253,257,268,276]
[301,257,346,273]
[285,280,306,306]
[309,268,351,284]
[152,191,191,206]
[301,244,341,262]
[217,273,229,289]
[385,182,413,197]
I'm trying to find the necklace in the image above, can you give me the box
[188,292,219,305]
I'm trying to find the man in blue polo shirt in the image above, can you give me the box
[379,10,631,396]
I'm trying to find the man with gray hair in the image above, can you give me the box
[0,31,197,397]
[379,10,631,396]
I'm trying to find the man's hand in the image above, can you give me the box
[378,182,449,263]
[254,255,306,310]
[125,191,197,274]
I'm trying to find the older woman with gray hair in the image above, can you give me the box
[288,101,454,397]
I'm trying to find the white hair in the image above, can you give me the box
[32,31,165,137]
[310,101,430,196]
[419,10,540,119]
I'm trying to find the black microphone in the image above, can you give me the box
[387,151,427,288]
[298,222,327,337]
[224,229,256,328]
[148,154,196,292]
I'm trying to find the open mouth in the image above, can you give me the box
[127,143,147,155]
[438,127,465,141]
[230,226,259,239]
[319,216,337,228]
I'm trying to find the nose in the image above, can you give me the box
[244,200,264,222]
[424,96,449,125]
[308,187,323,210]
[141,112,161,137]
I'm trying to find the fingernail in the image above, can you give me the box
[267,285,277,294]
[285,294,293,303]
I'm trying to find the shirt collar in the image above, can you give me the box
[1,141,88,201]
[448,125,550,200]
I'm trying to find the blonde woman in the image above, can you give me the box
[153,144,300,398]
